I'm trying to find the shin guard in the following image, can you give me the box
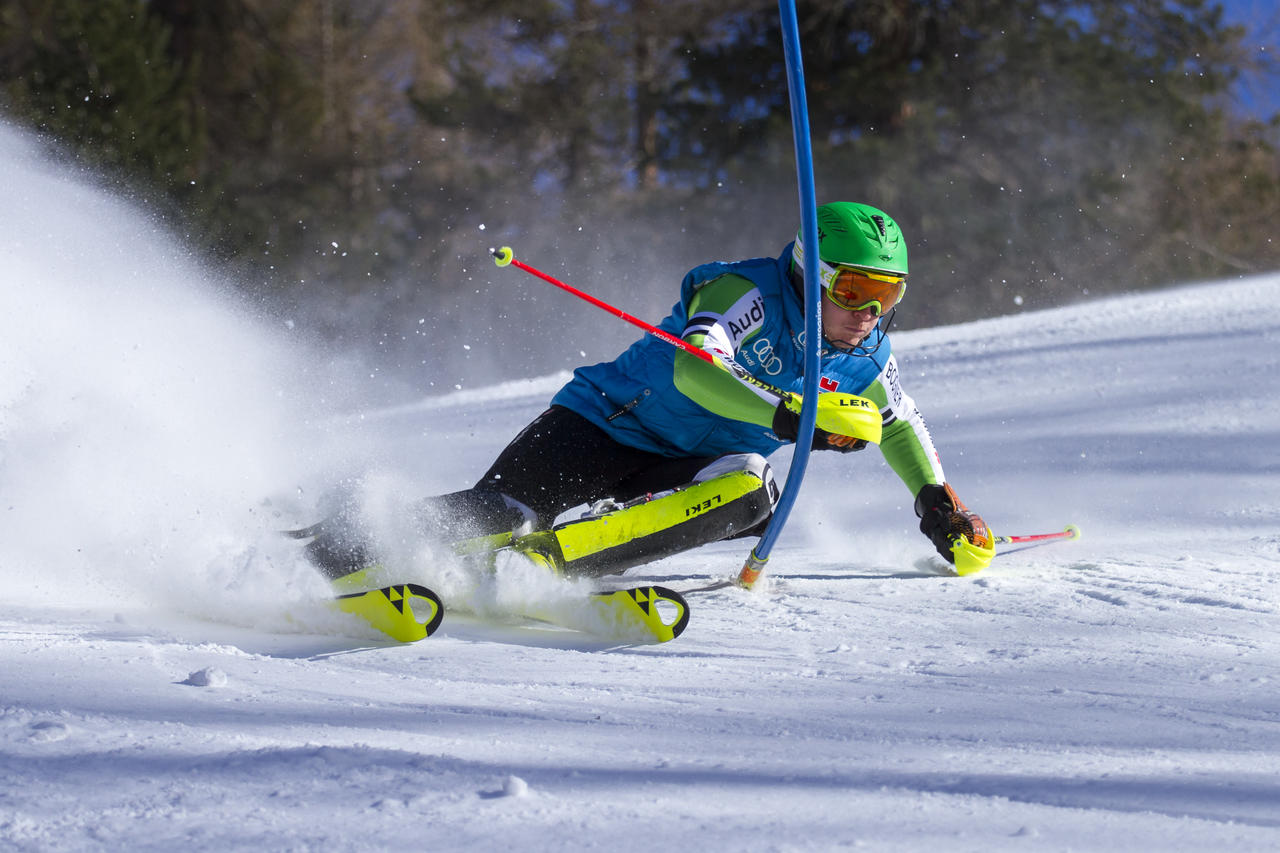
[514,459,777,577]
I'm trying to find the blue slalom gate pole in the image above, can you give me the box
[737,0,822,589]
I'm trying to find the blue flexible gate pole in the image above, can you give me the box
[737,0,822,589]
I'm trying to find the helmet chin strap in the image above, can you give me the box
[823,307,896,356]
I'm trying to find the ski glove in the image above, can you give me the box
[914,483,996,575]
[771,392,882,453]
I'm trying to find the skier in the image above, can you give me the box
[304,201,994,581]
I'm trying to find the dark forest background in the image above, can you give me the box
[2,0,1277,387]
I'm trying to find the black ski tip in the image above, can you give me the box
[649,586,690,640]
[402,583,446,637]
[280,522,325,540]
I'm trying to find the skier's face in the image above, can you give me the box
[821,294,881,349]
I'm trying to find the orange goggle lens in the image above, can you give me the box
[825,268,906,315]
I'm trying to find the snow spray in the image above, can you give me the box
[0,123,361,626]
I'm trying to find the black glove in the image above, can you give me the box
[915,483,991,564]
[772,401,867,453]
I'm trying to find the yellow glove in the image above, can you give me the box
[915,483,996,575]
[772,392,883,451]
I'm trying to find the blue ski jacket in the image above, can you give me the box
[551,244,894,459]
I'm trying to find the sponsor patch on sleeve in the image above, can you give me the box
[721,288,766,351]
[881,355,905,410]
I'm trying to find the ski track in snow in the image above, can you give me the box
[2,122,1280,850]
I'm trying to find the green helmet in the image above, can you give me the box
[793,202,909,278]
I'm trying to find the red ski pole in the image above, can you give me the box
[995,525,1081,546]
[492,246,715,365]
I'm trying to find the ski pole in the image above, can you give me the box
[492,246,846,413]
[995,525,1081,546]
[991,524,1081,558]
[492,246,715,365]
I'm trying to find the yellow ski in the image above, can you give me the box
[504,583,691,644]
[583,586,690,643]
[332,583,444,642]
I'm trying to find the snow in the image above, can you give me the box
[3,121,1280,851]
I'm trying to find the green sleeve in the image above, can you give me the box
[671,274,782,428]
[861,362,946,496]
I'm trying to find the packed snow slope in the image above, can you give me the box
[2,122,1279,851]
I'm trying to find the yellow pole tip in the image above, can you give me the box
[492,246,514,267]
[1065,524,1082,540]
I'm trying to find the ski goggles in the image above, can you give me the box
[821,264,907,316]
